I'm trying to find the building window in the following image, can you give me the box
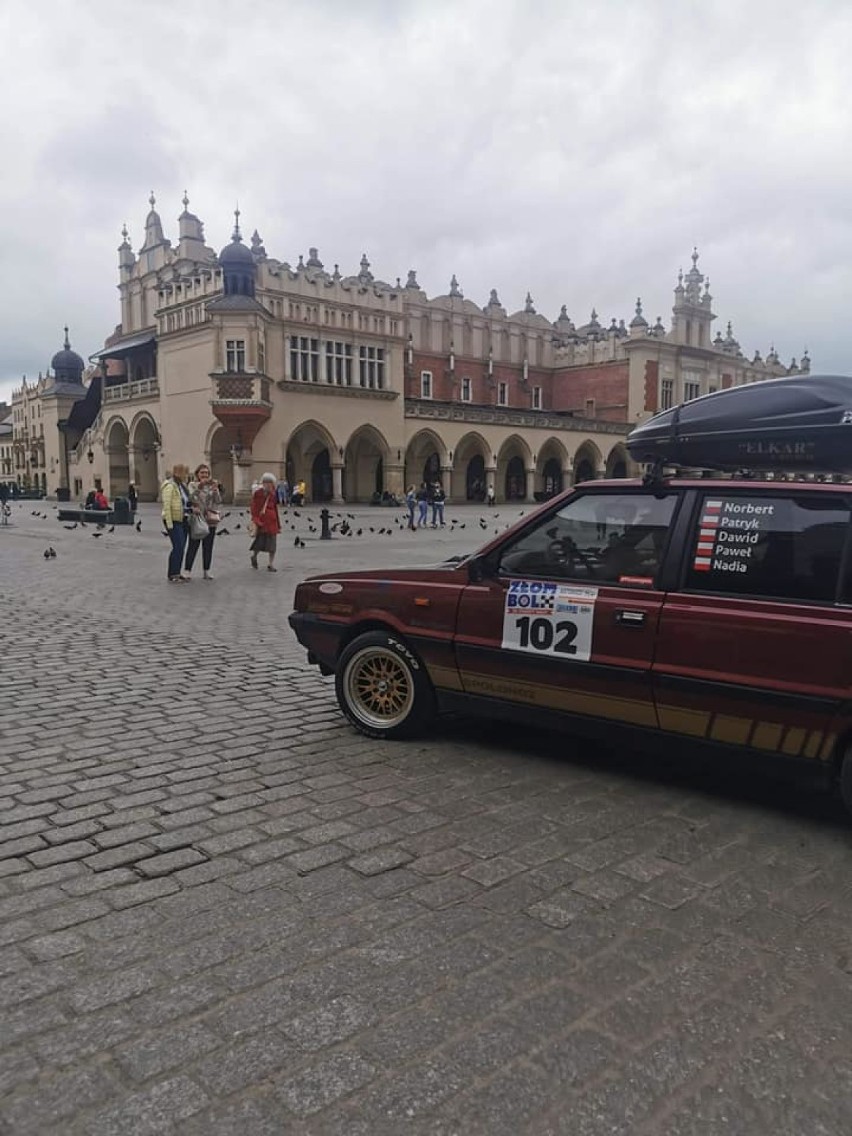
[325,342,353,385]
[461,376,472,402]
[684,380,701,402]
[258,340,266,374]
[497,382,508,406]
[225,339,245,372]
[420,371,432,399]
[660,379,674,410]
[357,346,385,389]
[532,386,542,410]
[584,398,595,417]
[290,336,319,382]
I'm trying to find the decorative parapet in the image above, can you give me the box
[403,399,630,436]
[212,375,272,405]
[276,379,399,401]
[103,378,160,403]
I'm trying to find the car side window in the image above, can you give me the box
[684,493,850,603]
[498,492,678,583]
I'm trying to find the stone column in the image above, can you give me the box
[525,466,537,503]
[386,463,405,499]
[233,455,255,505]
[331,463,344,505]
[485,464,497,504]
[562,463,574,491]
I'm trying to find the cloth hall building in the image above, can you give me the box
[10,195,809,504]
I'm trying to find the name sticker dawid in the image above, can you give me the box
[501,580,597,661]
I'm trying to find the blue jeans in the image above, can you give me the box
[418,501,428,526]
[432,503,444,526]
[167,523,187,578]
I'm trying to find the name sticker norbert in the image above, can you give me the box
[501,580,597,661]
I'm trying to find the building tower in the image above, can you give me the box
[218,208,256,298]
[671,248,715,349]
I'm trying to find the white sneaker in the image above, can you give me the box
[203,571,214,580]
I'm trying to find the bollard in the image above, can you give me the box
[319,507,332,540]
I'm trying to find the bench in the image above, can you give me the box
[57,508,134,526]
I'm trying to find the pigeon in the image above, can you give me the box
[92,532,102,538]
[293,510,301,517]
[235,523,241,530]
[63,523,77,530]
[108,526,115,534]
[135,520,142,532]
[221,511,231,520]
[43,549,50,559]
[294,536,300,547]
[217,528,230,535]
[80,520,87,527]
[49,547,56,558]
[356,529,362,536]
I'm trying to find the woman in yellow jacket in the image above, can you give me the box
[161,463,191,582]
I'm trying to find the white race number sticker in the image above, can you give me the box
[501,580,597,662]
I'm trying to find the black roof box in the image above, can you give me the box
[627,374,852,473]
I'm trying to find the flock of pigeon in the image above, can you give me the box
[15,501,521,562]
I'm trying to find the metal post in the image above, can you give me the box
[320,507,332,540]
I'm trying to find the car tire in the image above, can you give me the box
[335,630,435,740]
[839,746,852,819]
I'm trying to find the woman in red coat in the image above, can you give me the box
[250,472,281,572]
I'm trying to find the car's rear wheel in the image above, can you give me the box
[336,630,434,739]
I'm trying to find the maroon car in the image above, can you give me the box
[290,472,852,816]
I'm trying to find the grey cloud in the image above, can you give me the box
[2,0,851,401]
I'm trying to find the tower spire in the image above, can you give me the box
[63,325,70,350]
[232,204,242,242]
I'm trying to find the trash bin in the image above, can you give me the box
[112,496,131,525]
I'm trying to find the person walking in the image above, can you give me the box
[431,482,446,527]
[127,483,138,512]
[161,463,191,583]
[405,485,416,531]
[250,472,281,572]
[184,463,222,580]
[416,482,429,528]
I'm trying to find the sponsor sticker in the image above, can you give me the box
[502,580,597,661]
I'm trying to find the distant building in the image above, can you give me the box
[12,195,809,501]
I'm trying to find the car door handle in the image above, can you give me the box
[614,609,646,627]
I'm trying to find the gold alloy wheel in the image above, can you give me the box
[343,646,415,731]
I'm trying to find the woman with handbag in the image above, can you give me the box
[249,472,281,572]
[161,463,191,583]
[184,463,221,580]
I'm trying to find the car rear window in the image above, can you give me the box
[684,493,851,603]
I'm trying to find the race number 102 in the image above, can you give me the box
[514,615,578,654]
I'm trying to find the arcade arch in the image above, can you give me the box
[104,417,130,497]
[208,424,237,503]
[286,420,338,503]
[606,443,629,479]
[344,425,390,502]
[451,431,489,502]
[129,413,160,501]
[535,437,569,500]
[496,434,533,502]
[573,439,604,484]
[404,429,447,493]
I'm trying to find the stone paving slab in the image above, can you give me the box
[1,500,852,1133]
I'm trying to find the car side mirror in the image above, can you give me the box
[467,554,492,583]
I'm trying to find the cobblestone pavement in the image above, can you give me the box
[1,499,852,1135]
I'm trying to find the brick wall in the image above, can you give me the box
[643,360,659,413]
[550,361,630,422]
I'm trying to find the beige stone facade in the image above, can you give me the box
[11,198,809,504]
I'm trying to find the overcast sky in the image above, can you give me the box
[1,0,850,403]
